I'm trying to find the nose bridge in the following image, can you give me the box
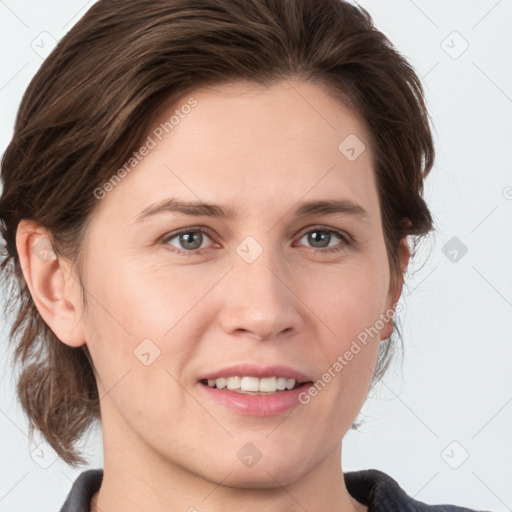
[218,234,301,339]
[235,234,288,306]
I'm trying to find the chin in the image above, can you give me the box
[219,468,304,490]
[197,453,310,489]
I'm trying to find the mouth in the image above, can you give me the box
[196,365,314,416]
[198,377,313,416]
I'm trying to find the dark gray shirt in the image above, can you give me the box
[59,468,488,511]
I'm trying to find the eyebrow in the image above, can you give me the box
[135,198,369,224]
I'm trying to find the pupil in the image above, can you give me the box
[181,231,201,250]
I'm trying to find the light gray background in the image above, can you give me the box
[0,1,511,511]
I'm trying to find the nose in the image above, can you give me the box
[217,242,304,342]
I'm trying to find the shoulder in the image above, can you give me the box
[59,469,103,512]
[344,469,490,512]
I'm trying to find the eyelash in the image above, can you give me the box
[160,225,353,256]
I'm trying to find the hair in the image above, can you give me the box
[0,0,435,466]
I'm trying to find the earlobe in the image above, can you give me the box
[15,220,86,348]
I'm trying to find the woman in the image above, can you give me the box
[0,0,487,510]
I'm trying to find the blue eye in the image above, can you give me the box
[161,226,351,256]
[296,227,351,253]
[161,228,214,255]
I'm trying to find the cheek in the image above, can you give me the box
[296,259,388,402]
[299,256,390,338]
[80,258,219,384]
[80,275,193,434]
[85,253,209,336]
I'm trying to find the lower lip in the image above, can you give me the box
[198,382,312,416]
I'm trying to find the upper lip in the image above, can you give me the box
[199,364,313,383]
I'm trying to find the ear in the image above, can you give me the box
[15,220,86,347]
[380,236,410,340]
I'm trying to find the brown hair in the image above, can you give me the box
[0,0,435,466]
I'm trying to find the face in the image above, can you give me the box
[72,79,404,486]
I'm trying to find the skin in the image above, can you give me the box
[17,78,409,512]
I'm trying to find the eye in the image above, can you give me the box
[160,225,352,256]
[295,226,351,253]
[161,227,215,255]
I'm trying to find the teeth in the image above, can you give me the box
[226,376,241,390]
[240,376,259,392]
[205,376,299,393]
[216,377,227,389]
[259,377,277,392]
[277,377,287,390]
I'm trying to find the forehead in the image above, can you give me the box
[92,79,379,224]
[152,78,371,163]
